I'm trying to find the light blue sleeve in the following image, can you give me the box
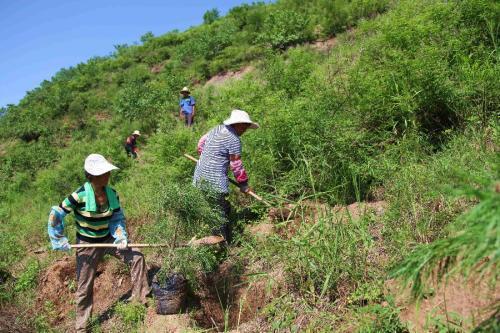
[109,208,128,243]
[47,206,69,250]
[190,96,196,105]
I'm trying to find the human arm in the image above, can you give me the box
[47,206,70,251]
[228,136,249,193]
[197,133,208,155]
[109,208,128,250]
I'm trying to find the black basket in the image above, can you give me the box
[152,273,187,315]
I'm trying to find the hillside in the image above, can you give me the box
[0,0,499,332]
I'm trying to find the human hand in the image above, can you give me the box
[53,237,71,252]
[60,239,72,252]
[115,238,128,250]
[240,185,251,194]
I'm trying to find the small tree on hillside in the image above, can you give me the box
[203,8,220,24]
[140,31,155,44]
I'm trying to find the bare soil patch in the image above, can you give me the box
[389,273,500,332]
[309,37,337,52]
[36,256,132,330]
[0,306,33,333]
[192,259,282,331]
[205,66,254,87]
[142,309,193,333]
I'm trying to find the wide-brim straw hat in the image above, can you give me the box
[84,154,119,176]
[180,86,190,93]
[223,109,259,129]
[132,130,141,136]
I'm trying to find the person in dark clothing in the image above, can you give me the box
[125,130,141,158]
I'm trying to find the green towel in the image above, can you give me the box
[84,182,120,212]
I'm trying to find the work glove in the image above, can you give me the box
[109,208,129,250]
[114,238,128,250]
[58,238,72,252]
[239,182,250,193]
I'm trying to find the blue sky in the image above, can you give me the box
[0,0,258,108]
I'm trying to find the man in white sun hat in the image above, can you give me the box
[179,86,196,127]
[193,109,259,244]
[124,130,141,158]
[47,154,150,332]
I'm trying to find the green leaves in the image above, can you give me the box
[258,9,312,50]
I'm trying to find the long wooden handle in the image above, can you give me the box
[70,243,181,249]
[183,153,267,204]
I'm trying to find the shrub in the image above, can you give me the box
[203,8,220,25]
[114,301,146,331]
[258,9,312,49]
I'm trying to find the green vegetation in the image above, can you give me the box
[0,0,498,331]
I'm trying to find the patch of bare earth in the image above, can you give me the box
[388,273,500,332]
[205,66,254,87]
[142,309,193,333]
[309,37,337,52]
[192,258,281,332]
[36,256,132,331]
[150,63,166,74]
[0,306,33,333]
[94,112,111,121]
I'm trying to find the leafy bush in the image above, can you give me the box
[258,9,312,49]
[114,301,146,331]
[203,8,220,25]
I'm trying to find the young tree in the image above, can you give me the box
[203,8,220,25]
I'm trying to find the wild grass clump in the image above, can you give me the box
[390,183,499,298]
[113,301,147,332]
[263,209,374,301]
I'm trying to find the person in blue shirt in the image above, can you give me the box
[179,87,196,127]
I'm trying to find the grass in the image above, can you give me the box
[0,0,498,331]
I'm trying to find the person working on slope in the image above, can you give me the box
[179,87,196,127]
[47,154,150,333]
[125,130,141,158]
[193,109,258,244]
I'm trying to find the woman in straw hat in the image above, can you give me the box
[47,154,150,332]
[193,109,259,244]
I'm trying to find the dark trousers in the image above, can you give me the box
[125,145,137,158]
[206,192,232,244]
[183,113,194,127]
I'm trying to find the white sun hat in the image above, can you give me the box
[223,109,259,129]
[84,154,119,176]
[132,130,141,136]
[180,86,190,93]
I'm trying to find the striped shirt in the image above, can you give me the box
[193,125,242,194]
[59,183,121,242]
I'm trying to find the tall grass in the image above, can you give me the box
[390,183,499,298]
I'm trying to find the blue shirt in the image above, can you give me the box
[179,96,195,114]
[193,125,241,194]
